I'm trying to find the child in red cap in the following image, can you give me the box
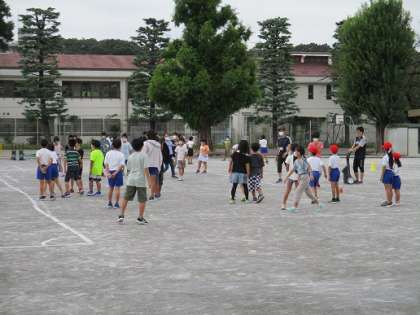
[307,143,327,200]
[328,144,341,203]
[392,152,402,206]
[380,141,396,207]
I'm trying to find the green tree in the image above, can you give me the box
[255,17,298,145]
[333,0,415,149]
[407,48,420,110]
[129,18,172,131]
[60,38,141,55]
[0,0,14,51]
[18,7,67,140]
[293,42,331,53]
[149,0,259,145]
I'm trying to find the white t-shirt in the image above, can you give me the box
[307,156,324,172]
[187,140,194,149]
[49,150,58,164]
[393,167,400,176]
[175,144,188,161]
[328,155,340,169]
[259,139,268,148]
[285,154,298,181]
[104,150,125,171]
[36,148,52,165]
[381,154,393,170]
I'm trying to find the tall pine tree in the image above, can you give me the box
[256,17,298,145]
[333,0,415,149]
[18,7,67,140]
[149,0,259,146]
[0,0,14,51]
[129,18,172,131]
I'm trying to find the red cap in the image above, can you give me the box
[308,143,318,155]
[383,141,392,151]
[329,144,339,154]
[393,151,401,160]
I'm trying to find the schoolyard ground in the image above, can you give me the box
[0,156,419,315]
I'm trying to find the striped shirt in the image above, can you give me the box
[65,149,80,168]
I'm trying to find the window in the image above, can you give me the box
[308,85,314,100]
[62,81,120,99]
[326,84,332,100]
[0,81,20,98]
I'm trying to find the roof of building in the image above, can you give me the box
[0,52,331,77]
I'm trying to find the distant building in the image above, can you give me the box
[0,51,371,145]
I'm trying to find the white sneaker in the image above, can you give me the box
[178,177,184,181]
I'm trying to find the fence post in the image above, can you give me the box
[81,118,83,138]
[14,118,17,141]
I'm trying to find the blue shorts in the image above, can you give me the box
[48,164,59,180]
[310,171,321,187]
[108,170,123,187]
[36,166,52,181]
[383,169,394,185]
[392,175,401,190]
[230,172,248,184]
[148,167,159,176]
[260,147,268,154]
[329,168,340,183]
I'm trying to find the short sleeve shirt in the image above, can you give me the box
[65,149,80,169]
[328,155,340,169]
[231,152,251,174]
[259,139,268,148]
[293,158,310,175]
[127,152,149,187]
[249,153,264,176]
[36,148,52,165]
[90,149,104,176]
[175,144,188,161]
[104,150,125,171]
[307,156,324,172]
[354,136,367,159]
[286,154,298,181]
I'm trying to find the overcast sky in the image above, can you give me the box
[9,0,420,47]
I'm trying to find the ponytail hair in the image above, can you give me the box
[387,150,394,169]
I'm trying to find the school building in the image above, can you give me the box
[0,51,372,146]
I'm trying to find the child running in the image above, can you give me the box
[249,143,265,203]
[87,139,104,196]
[328,144,341,203]
[196,139,210,174]
[307,144,327,200]
[35,139,53,200]
[284,145,320,212]
[63,138,84,197]
[228,140,251,203]
[104,138,125,208]
[187,136,194,165]
[47,143,64,199]
[281,143,298,210]
[380,141,396,207]
[392,151,402,207]
[175,138,188,181]
[117,137,151,225]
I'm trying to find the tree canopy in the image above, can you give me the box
[0,0,14,51]
[60,38,142,55]
[149,0,259,144]
[332,0,416,148]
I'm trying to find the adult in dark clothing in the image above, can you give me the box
[161,137,176,177]
[349,126,367,184]
[276,127,292,183]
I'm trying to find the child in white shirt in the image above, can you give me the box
[307,144,327,200]
[175,138,188,181]
[328,144,341,203]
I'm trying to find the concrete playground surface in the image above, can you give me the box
[0,157,419,314]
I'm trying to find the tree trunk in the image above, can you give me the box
[149,102,156,131]
[41,118,51,141]
[149,119,156,132]
[199,125,213,151]
[375,123,385,153]
[272,120,278,149]
[344,124,350,146]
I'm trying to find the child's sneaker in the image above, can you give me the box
[287,207,297,213]
[117,215,124,224]
[70,189,74,193]
[394,202,401,207]
[240,197,247,202]
[49,195,56,201]
[252,197,258,202]
[107,201,113,208]
[201,170,207,174]
[94,191,102,197]
[328,198,337,204]
[62,192,71,198]
[229,198,235,204]
[137,217,147,225]
[195,170,200,174]
[39,195,47,200]
[380,201,393,207]
[149,196,155,201]
[281,204,286,210]
[87,191,95,196]
[79,191,84,196]
[256,195,264,204]
[178,177,183,181]
[114,202,120,209]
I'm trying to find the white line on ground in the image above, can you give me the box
[0,178,94,246]
[0,243,91,250]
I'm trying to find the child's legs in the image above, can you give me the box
[203,161,207,171]
[55,178,64,194]
[283,181,293,205]
[89,179,93,192]
[96,180,101,192]
[149,176,157,196]
[77,179,83,191]
[108,186,114,202]
[138,202,146,218]
[242,184,249,200]
[47,180,54,195]
[114,187,120,202]
[197,161,202,171]
[384,184,393,203]
[394,189,400,203]
[120,198,129,215]
[294,176,309,207]
[231,183,238,199]
[330,182,336,198]
[335,184,340,199]
[304,185,317,203]
[179,166,184,177]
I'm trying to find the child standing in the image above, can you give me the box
[228,140,251,203]
[117,138,151,225]
[392,151,402,206]
[187,136,194,165]
[284,145,319,212]
[121,133,133,165]
[249,143,265,203]
[87,139,104,196]
[328,144,341,203]
[175,138,188,181]
[380,142,396,207]
[259,135,269,164]
[307,144,327,200]
[36,139,53,200]
[143,131,163,200]
[63,138,84,197]
[47,143,64,199]
[281,143,299,210]
[196,139,210,174]
[104,138,125,208]
[53,136,63,175]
